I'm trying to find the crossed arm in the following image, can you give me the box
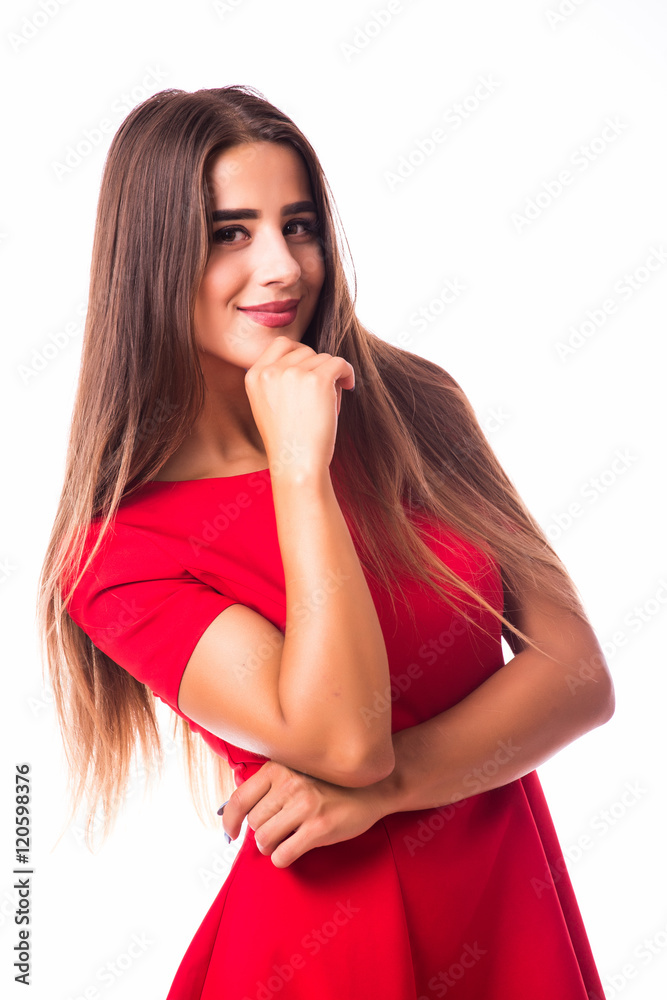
[373,585,614,818]
[221,584,615,866]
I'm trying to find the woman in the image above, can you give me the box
[38,84,614,999]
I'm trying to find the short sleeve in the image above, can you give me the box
[64,519,238,716]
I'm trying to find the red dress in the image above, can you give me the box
[65,469,605,999]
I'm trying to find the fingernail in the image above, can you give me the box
[217,799,230,816]
[223,832,232,844]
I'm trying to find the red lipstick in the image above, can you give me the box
[237,298,301,328]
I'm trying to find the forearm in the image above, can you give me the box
[371,645,615,816]
[272,467,393,780]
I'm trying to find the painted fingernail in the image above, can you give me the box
[223,832,232,844]
[217,799,230,816]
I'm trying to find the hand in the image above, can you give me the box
[220,760,387,869]
[244,335,356,476]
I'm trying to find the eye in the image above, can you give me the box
[211,217,321,244]
[212,225,248,244]
[284,218,321,238]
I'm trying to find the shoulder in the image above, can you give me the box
[60,509,239,718]
[72,480,188,569]
[63,515,185,622]
[75,514,177,571]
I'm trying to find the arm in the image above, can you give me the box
[372,587,616,816]
[179,466,395,788]
[180,338,394,787]
[218,572,614,867]
[272,467,395,784]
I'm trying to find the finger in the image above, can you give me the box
[269,824,324,869]
[248,775,314,845]
[252,805,302,857]
[267,345,323,374]
[285,352,334,372]
[223,763,274,840]
[310,355,356,392]
[248,339,355,394]
[248,335,315,372]
[279,353,355,390]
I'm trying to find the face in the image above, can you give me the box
[194,141,325,371]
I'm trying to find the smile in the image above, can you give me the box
[237,299,300,328]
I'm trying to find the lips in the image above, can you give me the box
[238,298,300,313]
[237,298,301,329]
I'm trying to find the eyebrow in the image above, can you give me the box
[211,200,317,222]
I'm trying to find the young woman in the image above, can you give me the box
[38,84,614,999]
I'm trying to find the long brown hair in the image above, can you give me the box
[37,84,591,852]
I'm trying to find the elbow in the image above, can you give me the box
[582,659,616,728]
[596,674,616,725]
[594,653,616,724]
[337,737,396,788]
[567,641,616,727]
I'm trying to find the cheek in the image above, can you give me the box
[305,251,326,291]
[194,273,224,333]
[201,255,241,304]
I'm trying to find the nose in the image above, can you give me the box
[251,224,302,288]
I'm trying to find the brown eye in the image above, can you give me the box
[212,226,248,244]
[284,219,320,237]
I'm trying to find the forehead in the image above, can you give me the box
[206,142,311,203]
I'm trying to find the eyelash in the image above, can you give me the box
[212,218,321,244]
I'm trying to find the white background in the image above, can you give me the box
[1,0,666,997]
